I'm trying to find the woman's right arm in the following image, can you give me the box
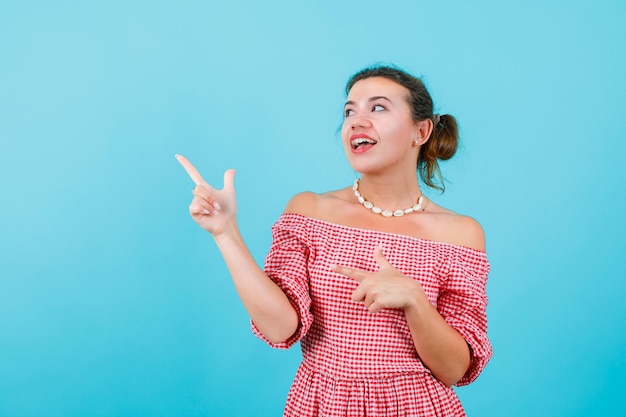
[175,155,298,344]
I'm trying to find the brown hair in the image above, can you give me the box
[346,64,459,192]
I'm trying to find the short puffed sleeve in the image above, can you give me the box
[437,247,492,386]
[251,214,314,349]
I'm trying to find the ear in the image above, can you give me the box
[412,119,434,146]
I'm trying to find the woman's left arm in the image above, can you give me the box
[407,215,488,386]
[403,285,471,387]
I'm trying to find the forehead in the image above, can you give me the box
[347,76,409,101]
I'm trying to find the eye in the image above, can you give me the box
[372,104,385,112]
[344,108,355,117]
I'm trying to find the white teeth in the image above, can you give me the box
[351,138,377,147]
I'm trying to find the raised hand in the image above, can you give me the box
[332,245,424,313]
[175,154,237,236]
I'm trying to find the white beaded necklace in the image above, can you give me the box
[352,178,425,218]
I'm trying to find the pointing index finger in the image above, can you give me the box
[175,154,209,186]
[331,264,366,282]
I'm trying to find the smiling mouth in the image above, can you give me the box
[351,137,377,149]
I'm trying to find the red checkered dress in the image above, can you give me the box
[252,213,492,417]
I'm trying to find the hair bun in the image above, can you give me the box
[431,114,458,161]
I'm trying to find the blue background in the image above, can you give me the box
[1,1,625,416]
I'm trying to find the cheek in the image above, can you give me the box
[389,120,414,140]
[340,121,351,141]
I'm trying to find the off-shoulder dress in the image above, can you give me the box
[252,213,492,417]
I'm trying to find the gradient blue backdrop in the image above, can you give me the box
[1,1,625,416]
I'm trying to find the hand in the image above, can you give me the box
[175,154,237,236]
[332,245,423,313]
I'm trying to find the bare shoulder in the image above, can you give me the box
[444,213,486,251]
[283,189,349,220]
[423,199,486,251]
[283,192,319,216]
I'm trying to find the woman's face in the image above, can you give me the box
[341,77,422,175]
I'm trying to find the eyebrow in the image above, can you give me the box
[344,96,392,107]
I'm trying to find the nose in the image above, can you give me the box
[348,114,372,130]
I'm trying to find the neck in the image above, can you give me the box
[356,174,422,208]
[353,177,426,217]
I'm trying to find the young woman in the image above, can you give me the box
[176,65,492,416]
